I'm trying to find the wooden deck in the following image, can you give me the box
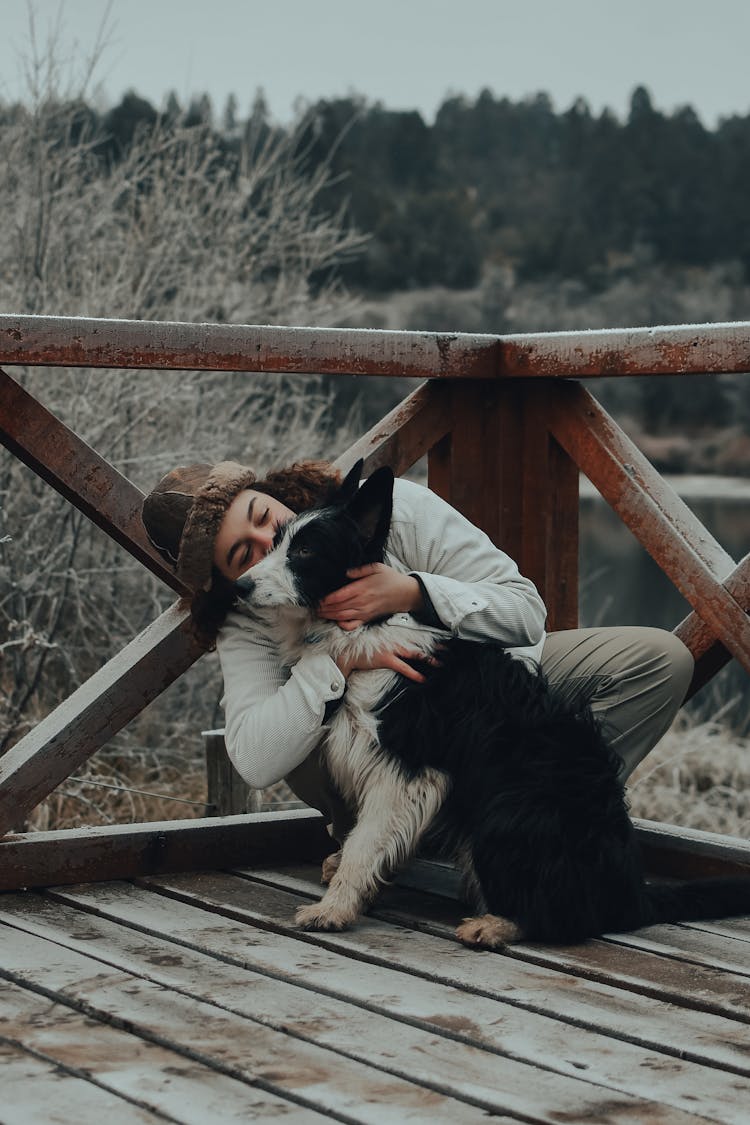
[2,855,750,1123]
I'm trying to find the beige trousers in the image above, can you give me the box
[285,626,695,843]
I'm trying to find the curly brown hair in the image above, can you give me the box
[187,459,342,648]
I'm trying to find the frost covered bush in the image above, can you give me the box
[0,51,363,824]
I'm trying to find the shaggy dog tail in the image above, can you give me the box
[641,877,750,927]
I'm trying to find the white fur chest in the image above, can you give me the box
[250,605,446,803]
[315,615,447,801]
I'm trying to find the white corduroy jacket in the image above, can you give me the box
[217,477,547,789]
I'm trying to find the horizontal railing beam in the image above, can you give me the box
[634,818,750,878]
[0,810,747,891]
[2,314,750,378]
[0,810,333,890]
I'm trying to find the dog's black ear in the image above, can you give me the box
[345,465,394,560]
[335,459,364,505]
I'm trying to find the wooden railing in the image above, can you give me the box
[1,314,750,887]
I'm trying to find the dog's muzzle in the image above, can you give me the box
[235,572,255,600]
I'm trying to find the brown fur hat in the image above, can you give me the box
[142,461,257,593]
[142,458,343,605]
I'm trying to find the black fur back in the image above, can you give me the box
[376,641,750,942]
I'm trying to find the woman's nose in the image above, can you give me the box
[257,527,275,555]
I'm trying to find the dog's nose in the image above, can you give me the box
[236,572,255,599]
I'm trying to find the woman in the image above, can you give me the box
[141,458,694,842]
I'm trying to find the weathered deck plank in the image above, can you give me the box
[2,865,750,1124]
[0,892,704,1125]
[226,866,750,1025]
[0,976,321,1123]
[0,1036,164,1124]
[0,913,508,1124]
[605,925,750,975]
[31,879,750,1122]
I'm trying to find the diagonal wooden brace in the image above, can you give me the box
[0,605,202,836]
[334,380,452,477]
[0,367,183,591]
[675,552,750,699]
[547,380,750,675]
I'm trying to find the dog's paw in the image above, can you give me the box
[295,900,357,932]
[321,849,342,885]
[456,913,522,949]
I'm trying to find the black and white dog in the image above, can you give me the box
[238,461,750,946]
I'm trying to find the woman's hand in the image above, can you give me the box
[335,644,434,684]
[318,563,423,631]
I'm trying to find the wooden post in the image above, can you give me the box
[203,730,261,816]
[427,379,579,631]
[428,381,524,551]
[520,382,579,630]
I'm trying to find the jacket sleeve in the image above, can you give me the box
[217,614,346,788]
[390,479,547,646]
[218,479,547,790]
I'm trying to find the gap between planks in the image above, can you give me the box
[1,880,747,1125]
[0,919,478,1125]
[0,975,328,1124]
[225,864,750,1023]
[116,871,750,1073]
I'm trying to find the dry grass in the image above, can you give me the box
[28,757,209,831]
[26,748,303,831]
[627,712,750,838]
[26,709,750,843]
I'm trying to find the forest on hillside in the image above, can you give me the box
[4,79,750,454]
[4,82,748,292]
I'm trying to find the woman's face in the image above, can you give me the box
[213,489,295,580]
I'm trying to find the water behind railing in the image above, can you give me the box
[580,476,750,732]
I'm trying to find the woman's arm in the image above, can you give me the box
[218,610,429,789]
[320,478,547,647]
[218,619,345,788]
[318,563,424,630]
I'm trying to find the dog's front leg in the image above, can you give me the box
[296,768,449,931]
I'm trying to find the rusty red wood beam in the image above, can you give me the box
[2,314,750,378]
[0,606,202,837]
[547,381,750,673]
[0,810,332,891]
[334,381,452,477]
[675,552,750,699]
[548,380,735,579]
[0,314,497,378]
[1,808,747,890]
[0,368,184,593]
[634,818,750,878]
[520,392,580,631]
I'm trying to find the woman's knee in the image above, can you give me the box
[285,749,356,843]
[637,627,694,705]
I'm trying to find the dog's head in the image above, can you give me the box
[237,459,394,609]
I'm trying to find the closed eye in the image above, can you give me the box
[273,521,290,549]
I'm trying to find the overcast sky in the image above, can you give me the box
[1,0,749,126]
